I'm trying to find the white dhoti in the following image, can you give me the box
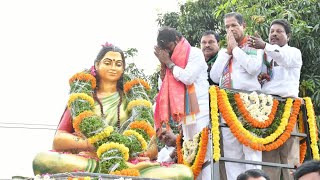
[221,118,262,180]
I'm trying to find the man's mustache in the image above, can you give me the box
[204,47,214,50]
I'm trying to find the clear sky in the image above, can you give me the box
[0,0,181,178]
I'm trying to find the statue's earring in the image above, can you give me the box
[90,66,96,76]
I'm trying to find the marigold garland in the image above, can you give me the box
[229,98,300,151]
[87,126,114,144]
[73,110,96,134]
[177,128,209,179]
[129,120,156,138]
[298,111,307,163]
[176,134,184,164]
[209,86,221,161]
[219,89,293,145]
[68,93,95,109]
[127,99,152,111]
[124,78,151,94]
[123,130,148,150]
[304,97,320,160]
[300,141,307,163]
[235,93,279,128]
[217,88,301,151]
[110,168,140,176]
[96,142,129,161]
[69,72,96,90]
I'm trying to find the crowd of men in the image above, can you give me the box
[153,11,319,180]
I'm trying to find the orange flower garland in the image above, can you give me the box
[72,110,96,134]
[109,168,140,176]
[69,72,96,89]
[129,120,156,138]
[217,87,301,151]
[176,128,209,179]
[176,134,184,164]
[124,78,151,94]
[300,141,307,164]
[234,93,279,128]
[298,111,307,163]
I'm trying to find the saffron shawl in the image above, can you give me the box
[154,38,199,130]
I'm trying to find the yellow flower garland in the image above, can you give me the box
[219,89,293,145]
[68,93,95,109]
[127,99,152,111]
[123,130,148,150]
[87,126,114,144]
[304,97,320,160]
[96,142,129,161]
[209,86,221,161]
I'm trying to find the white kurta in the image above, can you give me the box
[210,47,263,91]
[210,45,264,180]
[173,47,211,180]
[262,43,302,98]
[261,43,302,180]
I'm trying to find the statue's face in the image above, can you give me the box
[96,51,124,82]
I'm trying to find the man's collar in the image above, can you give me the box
[207,53,219,65]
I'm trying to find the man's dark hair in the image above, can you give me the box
[202,30,220,42]
[225,12,245,25]
[237,169,270,180]
[294,160,320,180]
[271,19,291,34]
[157,26,182,48]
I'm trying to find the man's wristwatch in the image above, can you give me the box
[166,62,175,70]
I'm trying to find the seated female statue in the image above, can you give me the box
[33,43,158,175]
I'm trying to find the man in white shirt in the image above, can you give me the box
[210,12,264,180]
[249,19,302,180]
[154,27,210,180]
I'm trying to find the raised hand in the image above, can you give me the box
[226,30,238,54]
[154,46,171,65]
[248,31,266,49]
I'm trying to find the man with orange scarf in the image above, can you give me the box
[154,27,210,179]
[210,12,264,180]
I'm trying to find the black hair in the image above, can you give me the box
[237,169,270,180]
[271,19,291,34]
[294,160,320,180]
[225,12,245,25]
[157,26,182,48]
[93,44,125,125]
[202,30,220,42]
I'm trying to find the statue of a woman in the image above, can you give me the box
[53,44,128,153]
[32,43,157,175]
